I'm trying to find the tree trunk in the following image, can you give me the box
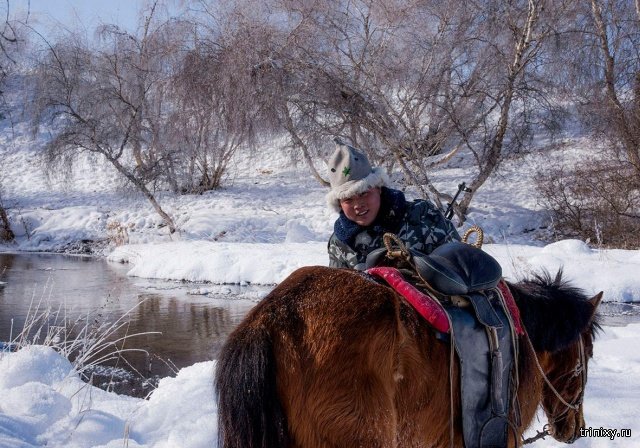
[458,0,541,219]
[458,86,515,217]
[109,157,176,234]
[590,0,640,175]
[387,146,430,199]
[281,103,330,187]
[0,204,14,242]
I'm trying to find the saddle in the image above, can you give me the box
[366,236,522,448]
[366,240,502,295]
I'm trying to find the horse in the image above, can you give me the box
[215,266,602,448]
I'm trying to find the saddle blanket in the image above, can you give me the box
[366,266,523,335]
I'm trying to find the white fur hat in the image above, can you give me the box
[326,142,389,212]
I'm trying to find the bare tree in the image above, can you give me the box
[452,0,565,218]
[535,0,640,243]
[212,0,568,223]
[0,0,19,242]
[30,10,183,233]
[169,29,258,193]
[586,0,640,177]
[0,0,17,91]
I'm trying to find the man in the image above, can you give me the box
[327,141,461,269]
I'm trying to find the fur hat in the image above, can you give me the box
[326,141,389,212]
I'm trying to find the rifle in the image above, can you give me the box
[444,182,472,220]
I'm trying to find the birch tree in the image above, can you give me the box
[586,0,640,177]
[454,0,560,218]
[535,0,640,245]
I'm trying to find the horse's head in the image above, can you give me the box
[539,291,602,443]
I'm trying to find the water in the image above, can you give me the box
[598,301,640,326]
[2,253,639,395]
[0,252,269,394]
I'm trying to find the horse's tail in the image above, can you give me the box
[215,323,289,448]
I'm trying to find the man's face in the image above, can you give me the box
[339,187,381,226]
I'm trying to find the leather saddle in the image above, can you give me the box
[366,240,513,448]
[366,241,502,296]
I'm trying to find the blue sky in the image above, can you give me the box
[17,1,171,36]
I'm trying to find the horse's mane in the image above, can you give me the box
[508,270,602,352]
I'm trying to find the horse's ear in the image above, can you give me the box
[588,291,603,320]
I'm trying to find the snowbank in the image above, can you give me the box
[485,240,640,302]
[109,239,640,302]
[108,241,328,285]
[0,346,215,448]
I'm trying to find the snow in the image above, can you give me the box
[484,242,640,302]
[1,326,639,447]
[106,239,640,302]
[2,87,640,447]
[0,346,212,448]
[108,241,327,285]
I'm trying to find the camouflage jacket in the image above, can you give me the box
[328,187,461,269]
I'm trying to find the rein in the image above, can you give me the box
[522,332,587,445]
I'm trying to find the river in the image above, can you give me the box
[2,252,639,396]
[0,252,270,395]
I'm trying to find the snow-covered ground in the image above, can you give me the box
[1,323,638,448]
[106,238,640,302]
[2,118,640,446]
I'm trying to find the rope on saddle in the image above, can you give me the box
[383,233,412,263]
[381,233,441,296]
[462,225,484,248]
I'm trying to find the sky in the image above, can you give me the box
[15,0,181,38]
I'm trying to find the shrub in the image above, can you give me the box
[7,291,159,390]
[536,160,640,248]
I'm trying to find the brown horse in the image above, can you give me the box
[215,266,602,448]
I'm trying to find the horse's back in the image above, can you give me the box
[217,265,455,448]
[238,266,406,447]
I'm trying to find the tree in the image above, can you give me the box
[586,0,640,177]
[0,0,17,94]
[534,0,640,245]
[453,0,566,218]
[31,7,183,233]
[216,0,566,223]
[168,31,259,193]
[0,0,19,242]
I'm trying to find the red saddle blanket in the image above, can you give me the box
[366,266,524,335]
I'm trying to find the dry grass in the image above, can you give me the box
[106,221,130,246]
[7,286,159,381]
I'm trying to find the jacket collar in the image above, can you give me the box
[333,187,407,246]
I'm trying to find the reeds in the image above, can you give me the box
[7,282,160,380]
